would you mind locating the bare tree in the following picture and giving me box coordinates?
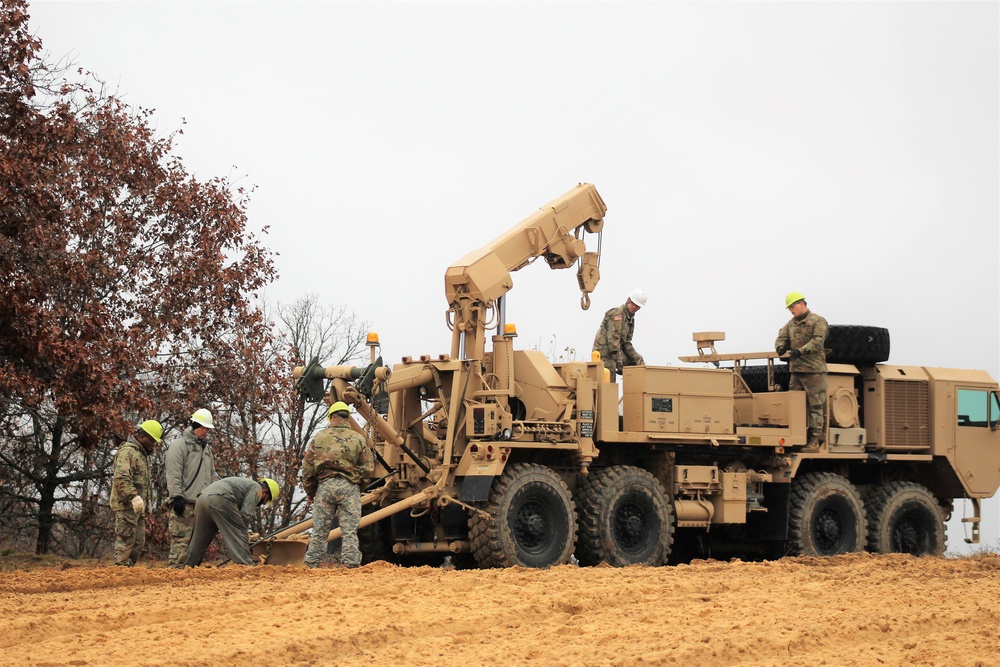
[210,294,371,535]
[269,294,372,527]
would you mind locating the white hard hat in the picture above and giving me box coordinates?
[628,288,647,308]
[191,408,215,429]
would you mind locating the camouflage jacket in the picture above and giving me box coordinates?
[109,436,152,513]
[301,424,374,493]
[775,310,829,373]
[593,303,644,367]
[164,427,216,502]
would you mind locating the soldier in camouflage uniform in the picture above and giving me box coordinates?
[302,401,374,569]
[109,420,162,566]
[183,476,280,567]
[593,288,647,381]
[775,292,829,453]
[164,408,217,567]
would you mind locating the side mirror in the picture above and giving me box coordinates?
[991,392,1000,431]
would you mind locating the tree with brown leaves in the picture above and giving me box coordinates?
[0,0,277,554]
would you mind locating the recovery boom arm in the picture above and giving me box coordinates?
[444,183,607,360]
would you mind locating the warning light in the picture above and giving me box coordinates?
[503,323,518,337]
[366,332,380,346]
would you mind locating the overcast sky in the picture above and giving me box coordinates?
[27,1,999,552]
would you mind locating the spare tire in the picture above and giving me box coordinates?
[736,365,789,393]
[825,325,890,365]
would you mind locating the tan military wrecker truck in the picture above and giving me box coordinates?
[260,183,1000,568]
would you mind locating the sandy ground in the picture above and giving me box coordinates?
[2,553,999,667]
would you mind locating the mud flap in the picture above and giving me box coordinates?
[754,482,790,541]
[460,475,494,502]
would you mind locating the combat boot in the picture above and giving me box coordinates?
[800,438,821,454]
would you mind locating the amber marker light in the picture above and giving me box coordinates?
[503,323,518,337]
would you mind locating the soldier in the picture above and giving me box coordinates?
[775,291,829,453]
[593,288,647,381]
[302,401,374,569]
[109,420,162,566]
[183,476,280,567]
[163,408,217,567]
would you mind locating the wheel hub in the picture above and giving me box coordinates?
[892,513,927,555]
[614,501,648,549]
[514,500,549,551]
[814,508,843,552]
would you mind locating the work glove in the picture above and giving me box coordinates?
[248,532,260,542]
[171,495,187,517]
[789,349,802,361]
[131,495,145,514]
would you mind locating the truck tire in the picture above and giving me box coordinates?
[787,473,866,556]
[865,482,946,556]
[575,466,674,567]
[825,325,890,365]
[468,463,577,568]
[358,518,394,565]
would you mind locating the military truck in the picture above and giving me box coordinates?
[265,183,1000,568]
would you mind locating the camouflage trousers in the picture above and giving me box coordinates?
[790,372,828,442]
[113,509,145,566]
[167,502,195,566]
[305,476,362,568]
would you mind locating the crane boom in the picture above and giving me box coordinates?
[444,183,607,360]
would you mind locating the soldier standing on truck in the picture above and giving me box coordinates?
[302,401,374,569]
[164,408,217,568]
[593,288,647,381]
[775,291,829,453]
[183,476,280,567]
[109,420,162,566]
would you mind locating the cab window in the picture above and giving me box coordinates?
[957,389,992,428]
